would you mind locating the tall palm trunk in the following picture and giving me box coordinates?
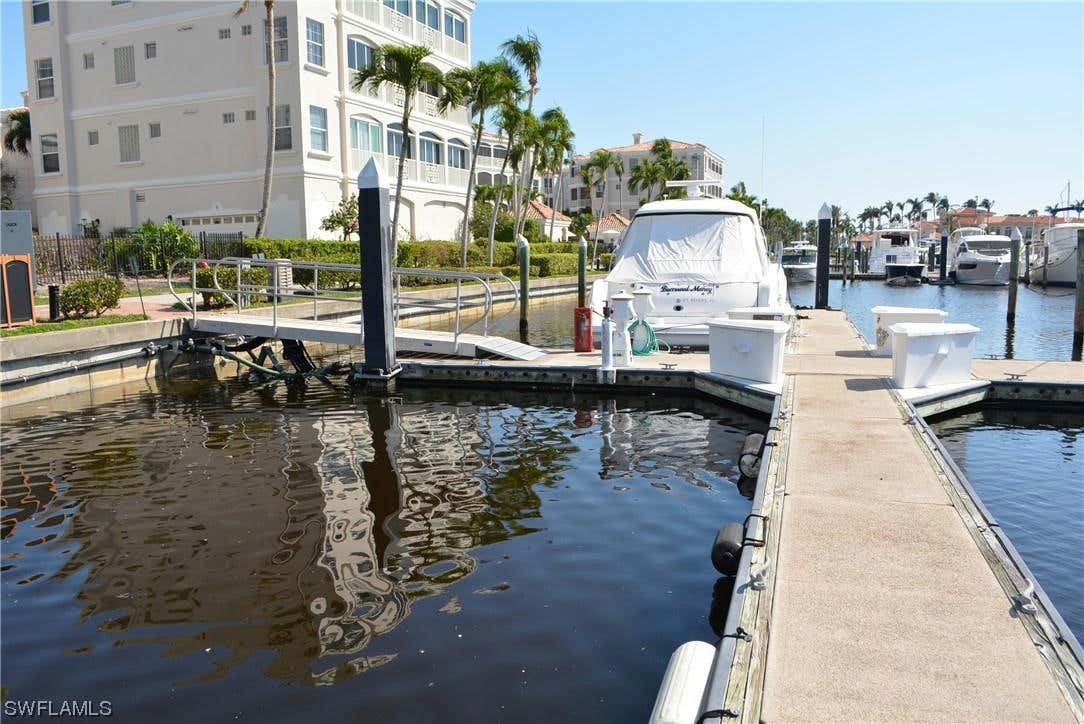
[591,178,609,268]
[392,105,411,253]
[254,4,276,239]
[511,88,536,239]
[486,152,512,264]
[548,170,561,241]
[459,118,485,267]
[516,153,539,239]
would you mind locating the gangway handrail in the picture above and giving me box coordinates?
[167,257,521,350]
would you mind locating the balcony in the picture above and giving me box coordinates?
[343,1,469,63]
[350,149,470,189]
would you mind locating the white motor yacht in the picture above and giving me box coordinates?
[953,234,1013,286]
[590,183,790,348]
[868,228,925,285]
[945,227,987,272]
[1028,223,1082,286]
[781,243,818,283]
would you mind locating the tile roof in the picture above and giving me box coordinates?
[573,138,703,160]
[522,199,570,223]
[586,212,631,236]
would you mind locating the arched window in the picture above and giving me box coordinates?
[415,0,440,29]
[478,172,492,185]
[387,123,414,159]
[350,116,382,152]
[347,37,374,71]
[419,131,442,165]
[447,138,469,169]
[479,143,492,158]
[443,9,465,43]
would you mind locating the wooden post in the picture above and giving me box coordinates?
[1073,229,1084,360]
[1043,244,1049,288]
[518,234,530,337]
[815,203,831,309]
[1007,227,1021,324]
[855,239,862,277]
[357,157,398,380]
[939,232,948,282]
[1024,240,1031,284]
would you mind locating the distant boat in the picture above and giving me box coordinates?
[868,227,925,284]
[954,234,1012,286]
[1028,223,1082,286]
[945,227,987,272]
[781,243,817,283]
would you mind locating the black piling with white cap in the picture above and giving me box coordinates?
[357,157,399,382]
[815,203,831,309]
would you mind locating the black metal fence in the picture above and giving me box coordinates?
[32,231,246,285]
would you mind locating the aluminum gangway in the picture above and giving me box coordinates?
[167,257,547,361]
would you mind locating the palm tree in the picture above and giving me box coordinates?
[584,149,622,262]
[578,162,600,234]
[507,110,538,239]
[629,159,660,204]
[500,32,542,236]
[485,102,524,261]
[907,197,923,223]
[979,198,994,212]
[535,107,572,241]
[3,109,31,155]
[234,1,276,238]
[924,192,938,213]
[727,181,759,208]
[442,58,519,266]
[354,44,448,250]
[882,201,894,226]
[1026,208,1039,217]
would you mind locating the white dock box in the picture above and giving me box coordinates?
[871,306,948,356]
[727,306,793,323]
[707,319,789,385]
[890,322,979,389]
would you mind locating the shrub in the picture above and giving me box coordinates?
[531,253,579,277]
[115,220,198,274]
[59,277,125,318]
[598,252,614,269]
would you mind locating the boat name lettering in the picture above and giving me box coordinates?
[660,285,714,294]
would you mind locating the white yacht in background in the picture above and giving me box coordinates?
[1028,223,1082,286]
[781,242,818,283]
[590,182,790,348]
[953,234,1013,285]
[945,226,987,271]
[867,228,925,285]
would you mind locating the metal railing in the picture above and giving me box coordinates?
[167,257,519,349]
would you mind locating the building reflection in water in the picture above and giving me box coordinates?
[1,382,752,689]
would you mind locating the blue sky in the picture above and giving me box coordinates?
[3,1,1081,220]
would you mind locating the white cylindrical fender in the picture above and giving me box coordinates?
[648,640,716,724]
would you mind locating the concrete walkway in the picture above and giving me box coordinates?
[761,309,1073,721]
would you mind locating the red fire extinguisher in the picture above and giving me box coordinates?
[573,307,594,352]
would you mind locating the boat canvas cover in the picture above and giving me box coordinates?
[607,213,767,286]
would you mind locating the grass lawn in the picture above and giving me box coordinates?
[1,314,149,338]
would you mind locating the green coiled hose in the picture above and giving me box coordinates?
[628,319,669,356]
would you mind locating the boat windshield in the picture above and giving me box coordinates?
[607,212,767,285]
[960,239,1010,253]
[782,254,816,264]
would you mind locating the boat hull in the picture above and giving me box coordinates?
[783,264,816,283]
[884,263,925,285]
[955,256,1011,286]
[1027,245,1078,286]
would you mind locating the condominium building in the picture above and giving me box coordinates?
[1,99,38,227]
[22,0,475,239]
[559,133,725,219]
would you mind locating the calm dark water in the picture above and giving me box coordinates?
[1,379,761,722]
[930,407,1084,641]
[788,279,1078,360]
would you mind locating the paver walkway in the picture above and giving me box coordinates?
[760,309,1073,721]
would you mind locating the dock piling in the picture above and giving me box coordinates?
[1024,240,1032,284]
[815,203,831,309]
[939,232,949,282]
[356,157,398,382]
[518,234,530,339]
[1007,227,1021,323]
[577,237,587,307]
[1074,229,1084,360]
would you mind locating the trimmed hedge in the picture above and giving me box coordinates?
[59,278,125,318]
[531,253,579,277]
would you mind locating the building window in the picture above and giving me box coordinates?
[222,112,235,124]
[245,109,256,121]
[110,0,131,5]
[144,41,157,59]
[274,105,291,150]
[493,145,506,159]
[149,122,161,138]
[447,139,468,169]
[419,132,441,164]
[219,28,231,40]
[241,24,252,36]
[88,130,99,145]
[40,134,59,173]
[384,0,409,15]
[35,58,54,99]
[443,11,465,42]
[31,0,49,24]
[387,123,412,159]
[114,45,135,84]
[309,106,327,152]
[265,16,288,63]
[83,52,95,70]
[305,19,324,66]
[415,0,439,29]
[347,37,372,71]
[118,125,140,162]
[350,117,382,152]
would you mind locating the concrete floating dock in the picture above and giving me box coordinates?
[763,310,1075,721]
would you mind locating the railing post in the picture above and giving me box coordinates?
[112,236,121,279]
[313,266,319,321]
[56,233,66,284]
[517,234,530,339]
[356,157,398,382]
[191,260,198,323]
[814,203,830,309]
[271,259,279,332]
